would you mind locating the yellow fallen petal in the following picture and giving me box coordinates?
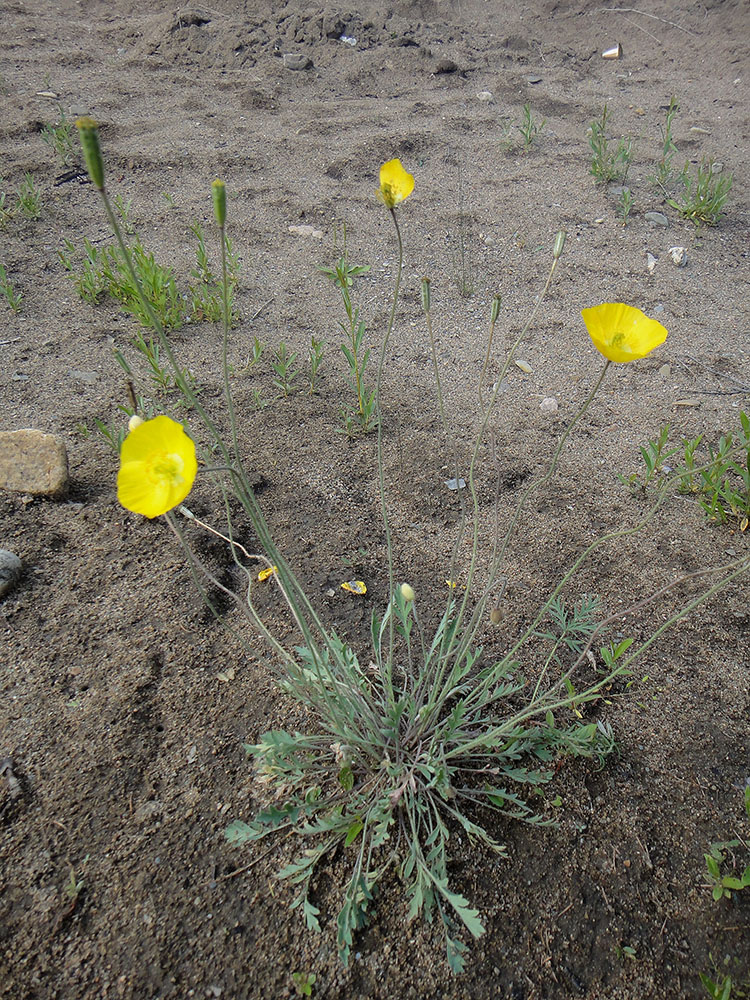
[258,566,278,582]
[581,303,667,363]
[341,580,367,595]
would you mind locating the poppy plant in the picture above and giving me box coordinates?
[377,158,414,209]
[581,303,668,363]
[117,415,197,518]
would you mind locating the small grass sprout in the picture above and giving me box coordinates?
[616,186,634,226]
[588,105,633,184]
[16,172,42,219]
[308,335,325,394]
[668,157,733,228]
[0,261,22,313]
[321,234,377,433]
[40,106,76,167]
[624,415,750,530]
[516,102,546,152]
[652,96,680,189]
[271,341,298,397]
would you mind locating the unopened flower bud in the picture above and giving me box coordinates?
[76,117,105,191]
[128,414,144,432]
[489,608,502,625]
[490,294,502,323]
[420,278,431,314]
[211,178,226,228]
[400,582,415,603]
[552,230,567,259]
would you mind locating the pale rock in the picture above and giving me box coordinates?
[645,211,669,227]
[646,252,657,274]
[0,429,69,496]
[288,224,323,239]
[669,246,687,267]
[0,549,22,598]
[540,397,558,414]
[283,53,311,70]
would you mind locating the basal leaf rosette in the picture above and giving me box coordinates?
[377,158,414,209]
[117,415,197,518]
[581,303,667,363]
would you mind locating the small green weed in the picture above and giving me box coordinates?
[292,971,317,997]
[704,842,750,901]
[652,96,680,189]
[589,105,633,184]
[190,221,240,324]
[308,335,325,394]
[230,336,265,376]
[616,186,634,226]
[0,261,22,313]
[16,172,42,218]
[668,158,733,228]
[41,107,76,167]
[59,237,108,303]
[320,230,376,433]
[271,341,298,397]
[621,415,750,530]
[516,102,546,152]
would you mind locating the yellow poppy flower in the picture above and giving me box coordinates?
[117,415,197,518]
[376,159,414,209]
[581,303,668,363]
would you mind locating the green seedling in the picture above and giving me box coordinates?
[668,158,733,228]
[704,841,750,901]
[271,341,298,397]
[0,189,11,226]
[616,186,634,225]
[40,107,76,167]
[516,102,546,152]
[190,220,240,324]
[59,237,108,303]
[652,96,680,189]
[0,261,22,312]
[320,227,377,432]
[230,336,265,376]
[16,172,42,218]
[292,971,317,997]
[308,335,325,394]
[589,105,633,184]
[161,191,176,207]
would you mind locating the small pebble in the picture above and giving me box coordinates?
[283,53,311,70]
[476,91,494,102]
[288,224,323,239]
[444,477,466,491]
[645,211,669,227]
[525,74,543,84]
[646,252,657,274]
[669,246,687,267]
[540,396,558,413]
[658,363,671,378]
[514,359,533,373]
[0,550,22,598]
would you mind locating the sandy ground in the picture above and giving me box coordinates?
[1,1,749,997]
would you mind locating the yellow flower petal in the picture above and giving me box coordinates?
[117,415,197,518]
[377,158,414,209]
[581,303,668,363]
[341,580,367,595]
[258,566,278,582]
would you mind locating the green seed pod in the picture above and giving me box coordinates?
[420,277,431,314]
[400,582,415,603]
[489,608,502,625]
[76,117,105,191]
[212,178,226,228]
[490,294,502,323]
[552,230,567,259]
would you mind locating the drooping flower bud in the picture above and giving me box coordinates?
[76,117,105,191]
[211,179,226,228]
[400,582,415,603]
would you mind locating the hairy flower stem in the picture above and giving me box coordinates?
[375,207,404,698]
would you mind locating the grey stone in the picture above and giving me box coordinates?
[669,246,687,267]
[645,211,669,227]
[0,550,22,598]
[0,429,69,496]
[283,53,311,70]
